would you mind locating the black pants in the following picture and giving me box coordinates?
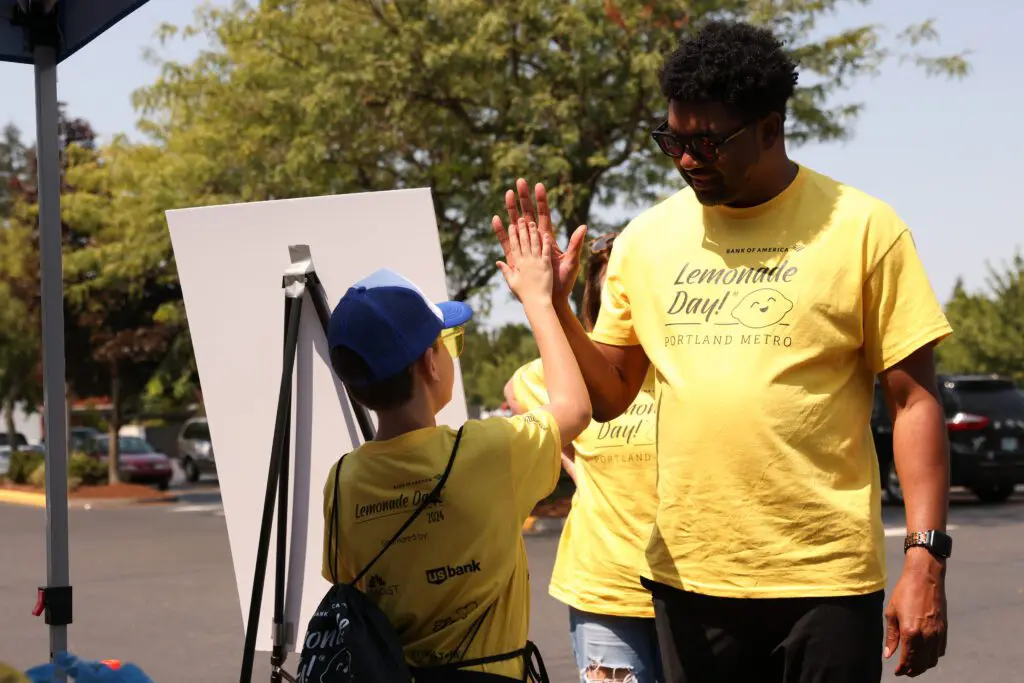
[647,580,884,683]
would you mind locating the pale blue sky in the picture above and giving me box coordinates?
[1,0,1018,329]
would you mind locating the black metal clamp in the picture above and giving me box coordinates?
[33,585,73,626]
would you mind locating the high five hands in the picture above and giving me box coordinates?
[492,178,588,303]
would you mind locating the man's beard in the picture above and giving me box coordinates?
[681,170,733,206]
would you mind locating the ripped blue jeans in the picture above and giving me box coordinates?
[569,606,663,683]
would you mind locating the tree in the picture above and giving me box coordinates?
[61,141,182,483]
[0,108,100,453]
[0,122,39,451]
[0,108,179,483]
[460,322,539,408]
[0,278,40,452]
[0,123,28,217]
[134,0,969,313]
[937,256,1024,384]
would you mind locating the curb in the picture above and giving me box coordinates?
[522,515,566,536]
[0,489,180,509]
[0,489,47,508]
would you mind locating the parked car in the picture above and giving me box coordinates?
[873,374,1024,504]
[69,426,101,452]
[86,435,173,491]
[0,432,29,450]
[176,417,216,483]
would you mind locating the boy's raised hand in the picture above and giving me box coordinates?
[496,216,552,306]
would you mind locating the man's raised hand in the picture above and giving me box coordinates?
[492,178,587,304]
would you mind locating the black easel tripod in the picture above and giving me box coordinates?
[239,245,376,683]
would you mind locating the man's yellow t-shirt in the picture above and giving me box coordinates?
[512,357,658,618]
[322,410,561,677]
[591,164,952,599]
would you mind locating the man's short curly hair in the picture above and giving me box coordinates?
[659,21,799,123]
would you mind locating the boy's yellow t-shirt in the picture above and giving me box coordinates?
[322,410,561,678]
[591,164,953,599]
[512,358,659,618]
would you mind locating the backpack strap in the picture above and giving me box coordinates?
[412,641,550,683]
[327,451,345,584]
[349,425,465,586]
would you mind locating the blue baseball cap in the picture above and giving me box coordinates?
[327,269,473,386]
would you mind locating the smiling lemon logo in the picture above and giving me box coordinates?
[731,288,794,328]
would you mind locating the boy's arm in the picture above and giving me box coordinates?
[522,297,592,444]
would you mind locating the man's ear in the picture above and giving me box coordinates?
[760,112,784,150]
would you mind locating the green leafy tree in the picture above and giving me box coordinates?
[62,137,201,414]
[61,142,183,483]
[1,109,102,456]
[0,122,39,450]
[135,0,969,313]
[937,256,1024,385]
[0,123,28,217]
[0,107,182,483]
[460,322,539,408]
[0,278,39,451]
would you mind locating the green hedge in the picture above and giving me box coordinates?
[7,451,44,484]
[8,450,108,488]
[70,452,108,486]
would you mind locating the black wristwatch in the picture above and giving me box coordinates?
[904,530,953,559]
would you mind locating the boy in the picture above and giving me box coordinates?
[321,217,591,680]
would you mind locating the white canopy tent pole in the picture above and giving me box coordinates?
[34,32,70,661]
[34,31,70,663]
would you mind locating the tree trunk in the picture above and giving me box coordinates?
[107,361,121,485]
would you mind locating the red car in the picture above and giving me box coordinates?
[88,435,173,491]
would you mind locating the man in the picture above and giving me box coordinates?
[492,20,952,683]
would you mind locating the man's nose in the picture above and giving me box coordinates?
[676,150,703,172]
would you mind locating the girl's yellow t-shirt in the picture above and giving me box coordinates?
[512,357,659,618]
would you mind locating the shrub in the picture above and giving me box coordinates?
[8,450,44,484]
[69,452,108,486]
[28,462,46,488]
[9,451,108,488]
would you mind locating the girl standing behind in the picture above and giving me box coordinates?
[506,232,662,683]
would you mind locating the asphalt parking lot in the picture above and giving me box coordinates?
[0,487,1022,682]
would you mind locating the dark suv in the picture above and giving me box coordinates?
[873,374,1024,504]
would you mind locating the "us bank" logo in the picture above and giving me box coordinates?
[425,560,482,586]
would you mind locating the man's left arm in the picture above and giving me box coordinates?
[862,216,954,677]
[879,347,949,677]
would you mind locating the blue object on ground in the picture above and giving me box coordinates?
[24,653,153,683]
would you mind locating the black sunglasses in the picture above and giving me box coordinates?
[651,121,751,163]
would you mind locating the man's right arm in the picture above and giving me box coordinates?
[553,298,649,422]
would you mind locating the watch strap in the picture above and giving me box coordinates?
[904,529,952,559]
